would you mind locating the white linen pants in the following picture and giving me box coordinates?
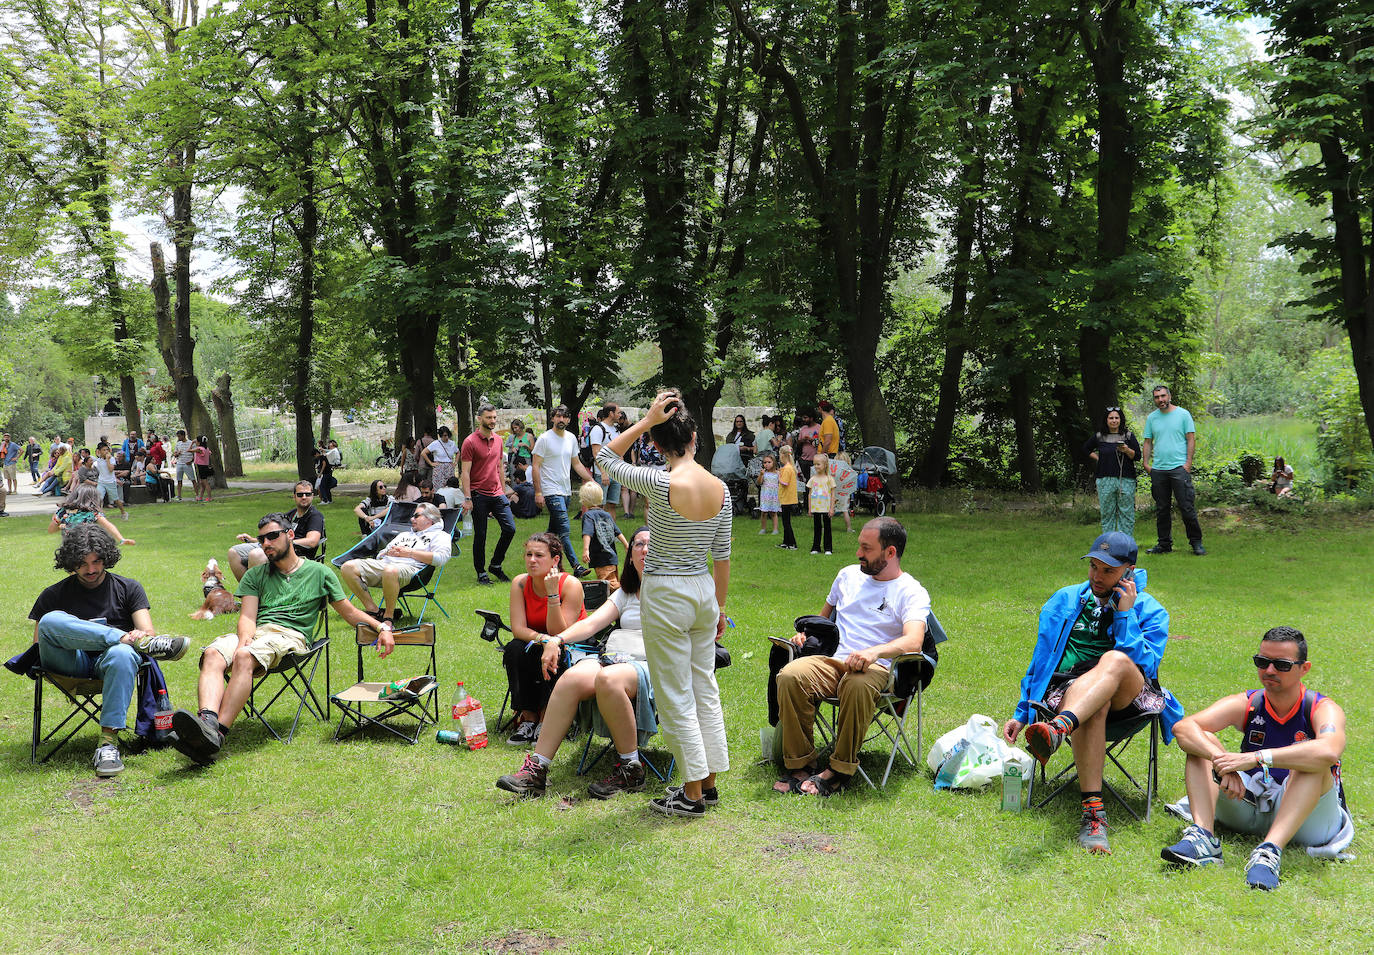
[641,572,729,782]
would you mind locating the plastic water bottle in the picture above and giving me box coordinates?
[461,511,473,536]
[450,682,488,750]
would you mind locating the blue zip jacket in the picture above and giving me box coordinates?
[1014,568,1184,742]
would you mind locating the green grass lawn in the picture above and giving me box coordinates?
[1,494,1367,953]
[1199,414,1320,478]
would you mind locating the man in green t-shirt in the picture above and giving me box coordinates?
[169,512,395,764]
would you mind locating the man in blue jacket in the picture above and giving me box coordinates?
[1003,531,1183,855]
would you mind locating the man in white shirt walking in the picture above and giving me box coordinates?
[532,405,595,578]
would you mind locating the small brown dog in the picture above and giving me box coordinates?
[190,558,238,620]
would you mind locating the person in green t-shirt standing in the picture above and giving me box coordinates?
[169,511,395,764]
[1141,384,1205,556]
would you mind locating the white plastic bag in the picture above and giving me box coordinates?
[928,714,1034,790]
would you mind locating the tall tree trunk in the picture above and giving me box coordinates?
[292,122,318,484]
[149,240,220,485]
[1079,2,1131,440]
[319,381,333,445]
[211,372,243,477]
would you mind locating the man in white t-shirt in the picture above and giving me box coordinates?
[774,517,931,796]
[532,405,595,577]
[172,429,196,501]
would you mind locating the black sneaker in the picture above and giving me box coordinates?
[496,753,548,797]
[571,565,592,579]
[649,787,706,818]
[664,783,719,806]
[487,565,511,583]
[476,573,493,586]
[506,720,540,746]
[1191,542,1207,556]
[1145,544,1172,555]
[170,710,223,764]
[587,760,647,799]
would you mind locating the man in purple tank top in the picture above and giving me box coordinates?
[1163,626,1348,889]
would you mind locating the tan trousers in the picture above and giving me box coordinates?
[777,655,888,775]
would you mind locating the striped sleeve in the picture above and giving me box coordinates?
[596,446,660,497]
[711,493,732,560]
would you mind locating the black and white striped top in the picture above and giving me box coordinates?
[597,446,732,574]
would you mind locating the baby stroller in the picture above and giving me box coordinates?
[853,446,897,516]
[711,443,753,517]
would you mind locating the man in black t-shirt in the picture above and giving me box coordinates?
[227,480,326,580]
[29,525,190,777]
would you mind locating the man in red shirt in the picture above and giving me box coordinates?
[461,403,517,586]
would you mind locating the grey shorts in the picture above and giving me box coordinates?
[1213,773,1344,848]
[230,541,264,564]
[176,462,196,483]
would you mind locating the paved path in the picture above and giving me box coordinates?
[1,476,371,519]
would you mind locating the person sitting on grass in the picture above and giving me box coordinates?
[169,513,393,764]
[501,532,587,746]
[1002,531,1183,856]
[338,502,451,625]
[49,483,135,546]
[579,481,628,592]
[227,481,325,581]
[1162,626,1350,890]
[773,517,930,797]
[497,527,661,800]
[28,525,189,777]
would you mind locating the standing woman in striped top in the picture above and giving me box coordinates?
[597,391,732,817]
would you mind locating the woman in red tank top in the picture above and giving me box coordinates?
[504,533,587,743]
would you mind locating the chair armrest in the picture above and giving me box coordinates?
[768,635,798,662]
[886,651,933,695]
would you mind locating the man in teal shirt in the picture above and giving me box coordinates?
[1141,385,1204,555]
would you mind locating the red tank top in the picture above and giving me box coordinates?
[522,573,587,632]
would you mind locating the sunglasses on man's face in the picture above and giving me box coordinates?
[258,529,289,544]
[1253,654,1299,672]
[295,491,313,497]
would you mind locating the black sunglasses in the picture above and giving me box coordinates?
[295,491,313,497]
[257,529,289,543]
[1105,406,1121,413]
[1253,654,1298,672]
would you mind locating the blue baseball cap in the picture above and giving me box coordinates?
[1081,531,1137,567]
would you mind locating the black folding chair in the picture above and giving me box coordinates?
[238,608,332,742]
[1030,697,1160,821]
[769,611,947,788]
[331,623,440,744]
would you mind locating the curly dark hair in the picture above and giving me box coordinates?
[54,524,121,573]
[650,388,696,458]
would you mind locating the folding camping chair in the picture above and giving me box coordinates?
[770,611,948,789]
[331,623,440,744]
[237,606,331,743]
[27,660,149,764]
[1029,698,1160,821]
[395,509,462,626]
[477,579,610,734]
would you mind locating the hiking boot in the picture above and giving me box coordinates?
[487,565,511,583]
[93,741,124,777]
[1162,824,1223,867]
[649,787,705,818]
[506,720,539,746]
[1024,721,1066,766]
[169,709,223,764]
[135,634,192,662]
[1078,808,1111,854]
[1145,544,1172,555]
[496,754,548,797]
[1245,842,1282,890]
[1191,542,1207,556]
[587,760,647,799]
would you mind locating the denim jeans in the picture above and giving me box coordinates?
[544,494,581,570]
[37,611,139,730]
[1150,466,1202,548]
[471,491,516,574]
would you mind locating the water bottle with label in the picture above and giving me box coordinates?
[449,681,488,750]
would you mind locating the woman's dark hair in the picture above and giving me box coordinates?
[619,526,649,596]
[526,531,565,570]
[368,480,388,505]
[197,435,209,446]
[54,524,121,572]
[1098,407,1130,436]
[1274,456,1286,470]
[650,390,696,458]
